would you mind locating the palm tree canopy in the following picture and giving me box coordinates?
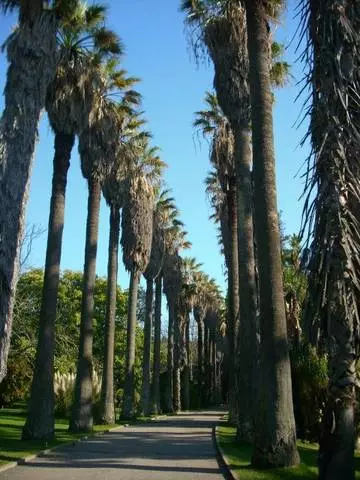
[46,1,123,135]
[205,170,229,266]
[195,91,235,191]
[120,139,165,274]
[121,175,155,274]
[144,189,178,281]
[79,62,141,182]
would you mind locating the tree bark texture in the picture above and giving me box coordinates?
[234,129,258,443]
[151,275,162,415]
[173,311,182,412]
[182,319,190,411]
[204,325,211,406]
[197,315,204,408]
[99,205,120,425]
[0,8,57,382]
[245,0,299,467]
[226,179,240,423]
[70,178,101,432]
[140,278,153,416]
[166,299,175,413]
[122,269,141,419]
[23,132,73,439]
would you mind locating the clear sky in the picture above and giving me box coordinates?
[0,0,309,295]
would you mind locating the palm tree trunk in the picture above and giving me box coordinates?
[140,277,153,416]
[23,132,74,439]
[319,329,356,480]
[122,268,141,419]
[245,0,299,467]
[99,205,120,425]
[211,336,217,404]
[204,325,210,406]
[69,178,101,432]
[183,319,190,411]
[226,178,240,423]
[197,316,204,408]
[151,275,162,415]
[173,312,182,413]
[0,7,57,383]
[234,129,258,442]
[166,299,175,413]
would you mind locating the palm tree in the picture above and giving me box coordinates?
[0,0,57,383]
[139,181,169,418]
[193,271,219,407]
[163,220,191,412]
[99,118,146,425]
[193,272,209,407]
[150,190,180,415]
[243,0,299,466]
[69,62,136,433]
[299,1,360,476]
[121,141,165,419]
[175,257,201,411]
[195,92,240,422]
[23,1,121,440]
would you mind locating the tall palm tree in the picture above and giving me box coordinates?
[195,92,240,422]
[23,1,122,440]
[150,191,180,415]
[0,0,57,383]
[299,1,360,477]
[140,189,175,415]
[193,272,210,407]
[184,0,297,459]
[185,0,257,437]
[243,0,299,466]
[98,122,143,424]
[69,62,136,433]
[163,220,191,412]
[175,257,201,412]
[121,141,165,419]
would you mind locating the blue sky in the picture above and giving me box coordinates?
[0,0,309,295]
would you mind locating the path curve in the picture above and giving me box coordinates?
[1,410,225,479]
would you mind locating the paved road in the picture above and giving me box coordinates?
[1,410,224,479]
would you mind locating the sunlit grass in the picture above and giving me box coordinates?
[217,424,360,480]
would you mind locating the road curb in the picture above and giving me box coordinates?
[213,425,237,480]
[0,462,17,474]
[0,424,123,474]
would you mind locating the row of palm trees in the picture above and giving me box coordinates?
[1,0,358,476]
[0,0,225,439]
[182,0,360,476]
[181,0,300,467]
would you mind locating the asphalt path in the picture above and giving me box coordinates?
[1,410,225,479]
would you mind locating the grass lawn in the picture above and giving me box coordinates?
[217,424,360,480]
[0,404,117,467]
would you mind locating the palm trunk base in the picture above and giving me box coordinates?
[98,402,115,425]
[251,435,300,468]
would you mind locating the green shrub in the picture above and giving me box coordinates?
[290,342,328,441]
[0,356,32,407]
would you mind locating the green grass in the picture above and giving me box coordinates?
[217,425,360,480]
[0,405,116,467]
